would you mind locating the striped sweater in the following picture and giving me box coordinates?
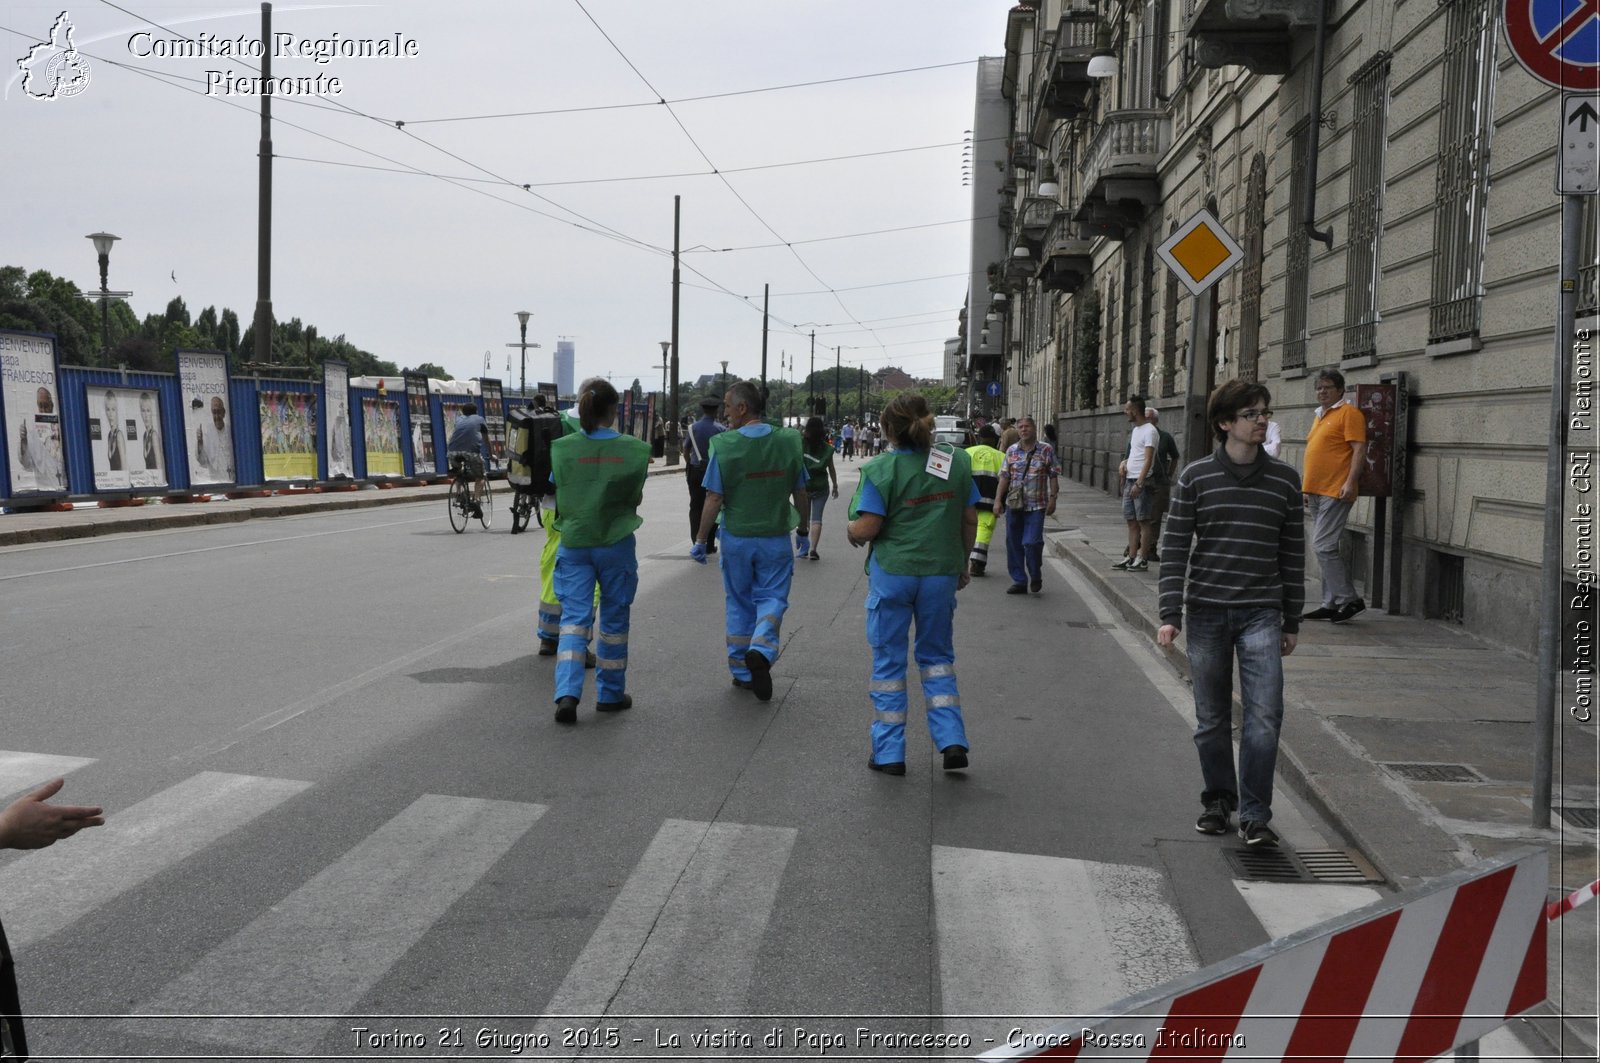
[1158,444,1306,633]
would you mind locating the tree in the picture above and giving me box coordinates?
[407,361,448,379]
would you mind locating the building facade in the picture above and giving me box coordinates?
[554,338,576,400]
[968,0,1596,656]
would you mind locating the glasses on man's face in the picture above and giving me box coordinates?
[1235,408,1273,422]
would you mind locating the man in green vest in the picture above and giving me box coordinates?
[965,423,1005,576]
[536,404,596,669]
[690,379,809,702]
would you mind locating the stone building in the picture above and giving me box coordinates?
[966,0,1597,655]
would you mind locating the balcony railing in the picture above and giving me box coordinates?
[1038,210,1094,293]
[1029,10,1100,145]
[1079,110,1169,192]
[1183,0,1319,75]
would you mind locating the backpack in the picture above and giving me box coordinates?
[508,408,564,493]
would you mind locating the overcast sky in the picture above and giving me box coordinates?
[4,0,1013,389]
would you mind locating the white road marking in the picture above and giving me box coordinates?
[1231,880,1385,941]
[130,794,546,1053]
[0,771,310,950]
[0,750,95,799]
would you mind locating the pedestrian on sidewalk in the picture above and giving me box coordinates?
[997,419,1020,452]
[1145,407,1181,562]
[690,380,809,702]
[1112,395,1159,572]
[993,415,1059,594]
[684,396,725,556]
[847,392,977,776]
[1157,380,1305,848]
[965,424,1005,577]
[2,778,105,1060]
[1300,369,1369,623]
[799,416,839,560]
[841,421,856,460]
[549,379,651,724]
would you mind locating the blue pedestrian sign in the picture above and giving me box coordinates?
[986,381,1002,397]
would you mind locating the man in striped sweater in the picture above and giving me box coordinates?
[1156,380,1305,848]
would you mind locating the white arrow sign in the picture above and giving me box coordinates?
[1559,94,1599,195]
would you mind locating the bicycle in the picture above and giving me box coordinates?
[447,453,492,533]
[510,486,542,535]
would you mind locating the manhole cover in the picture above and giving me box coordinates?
[1224,848,1383,884]
[1557,806,1600,830]
[1383,762,1485,783]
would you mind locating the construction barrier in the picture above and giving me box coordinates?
[982,847,1549,1061]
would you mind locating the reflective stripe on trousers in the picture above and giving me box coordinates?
[553,534,639,703]
[864,556,967,764]
[718,529,795,681]
[540,519,599,642]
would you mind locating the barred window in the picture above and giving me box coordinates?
[1139,243,1156,395]
[1429,0,1498,343]
[1344,55,1391,360]
[1161,222,1179,397]
[1282,120,1312,371]
[1579,196,1598,319]
[1104,279,1118,407]
[1120,253,1137,400]
[1238,154,1268,382]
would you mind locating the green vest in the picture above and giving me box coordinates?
[965,443,1005,507]
[551,432,650,547]
[711,427,803,537]
[850,447,973,576]
[802,441,833,495]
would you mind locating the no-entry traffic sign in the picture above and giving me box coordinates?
[1504,0,1600,91]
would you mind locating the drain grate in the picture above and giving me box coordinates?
[1557,806,1600,830]
[1383,762,1485,783]
[1224,847,1384,885]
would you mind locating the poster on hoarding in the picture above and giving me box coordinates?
[90,386,167,491]
[1,329,67,496]
[324,362,353,479]
[362,397,403,477]
[177,350,235,487]
[259,390,319,480]
[404,372,434,474]
[478,378,506,470]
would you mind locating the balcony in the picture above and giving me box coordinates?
[1073,110,1168,241]
[1182,0,1320,76]
[1012,196,1057,257]
[1009,139,1036,173]
[1036,210,1094,294]
[1029,10,1100,148]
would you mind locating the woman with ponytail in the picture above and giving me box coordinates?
[798,416,838,560]
[845,393,978,775]
[548,378,651,724]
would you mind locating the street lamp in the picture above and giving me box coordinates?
[720,359,729,395]
[658,340,671,398]
[84,232,129,362]
[506,310,540,398]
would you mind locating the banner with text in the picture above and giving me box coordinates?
[362,397,403,477]
[177,350,235,487]
[90,386,167,491]
[479,378,506,470]
[324,362,353,479]
[0,329,66,496]
[259,390,319,480]
[404,372,434,474]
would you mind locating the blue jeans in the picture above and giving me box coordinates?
[719,530,795,680]
[553,535,638,703]
[865,557,968,764]
[1005,508,1046,585]
[1185,606,1285,825]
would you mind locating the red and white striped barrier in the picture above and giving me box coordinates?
[982,847,1548,1062]
[1547,876,1599,922]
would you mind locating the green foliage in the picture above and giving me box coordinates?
[1072,290,1102,411]
[407,361,448,379]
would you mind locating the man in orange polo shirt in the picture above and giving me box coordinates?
[1301,369,1369,623]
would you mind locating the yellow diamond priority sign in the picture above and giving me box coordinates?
[1157,208,1244,297]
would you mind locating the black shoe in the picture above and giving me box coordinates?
[471,504,484,519]
[970,561,986,577]
[868,758,906,776]
[807,551,820,561]
[743,650,773,702]
[1006,583,1028,595]
[1301,606,1339,621]
[538,639,557,656]
[554,696,578,724]
[596,693,633,713]
[705,545,718,555]
[732,677,754,690]
[585,650,597,669]
[1126,558,1149,571]
[941,745,969,771]
[1239,821,1280,848]
[1110,556,1135,570]
[1195,797,1232,835]
[1332,598,1367,624]
[1029,579,1042,594]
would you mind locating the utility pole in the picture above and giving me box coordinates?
[667,194,682,466]
[834,346,841,425]
[808,331,816,417]
[760,283,769,388]
[253,1,274,365]
[858,359,865,423]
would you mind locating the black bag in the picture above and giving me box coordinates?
[512,410,564,494]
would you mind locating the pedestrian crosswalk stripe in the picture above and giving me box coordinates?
[0,750,95,800]
[543,819,797,1017]
[932,846,1197,1047]
[128,793,546,1053]
[0,771,309,951]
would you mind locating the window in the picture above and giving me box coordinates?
[1120,254,1137,402]
[1580,196,1599,320]
[1238,154,1268,381]
[1139,243,1156,395]
[1429,0,1498,344]
[1104,279,1118,407]
[1161,222,1180,397]
[1344,55,1391,360]
[1282,120,1312,371]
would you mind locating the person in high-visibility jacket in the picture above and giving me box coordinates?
[689,379,809,702]
[847,393,978,775]
[536,403,597,669]
[964,423,1005,577]
[549,379,651,724]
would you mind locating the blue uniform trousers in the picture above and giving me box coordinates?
[1005,508,1047,585]
[865,557,968,764]
[553,535,638,703]
[719,530,794,681]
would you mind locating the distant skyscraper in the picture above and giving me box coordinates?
[555,339,576,398]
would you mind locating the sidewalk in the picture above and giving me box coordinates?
[1045,476,1598,1055]
[0,462,683,548]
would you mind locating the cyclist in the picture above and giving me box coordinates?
[446,402,489,517]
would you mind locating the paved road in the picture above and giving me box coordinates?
[0,469,1535,1059]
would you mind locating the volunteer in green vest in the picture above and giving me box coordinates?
[964,423,1005,577]
[689,379,809,702]
[550,378,651,724]
[846,392,979,775]
[799,416,838,561]
[535,398,593,661]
